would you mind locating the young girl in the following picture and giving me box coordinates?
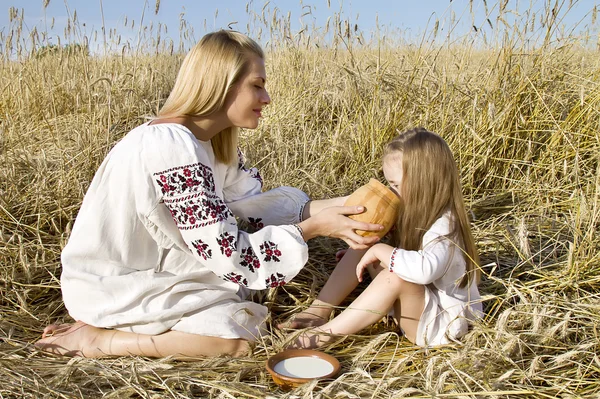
[35,30,383,359]
[285,128,482,347]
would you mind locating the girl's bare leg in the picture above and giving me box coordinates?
[35,321,249,359]
[278,249,366,329]
[291,272,424,348]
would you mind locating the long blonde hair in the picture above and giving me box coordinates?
[158,30,264,165]
[385,128,480,288]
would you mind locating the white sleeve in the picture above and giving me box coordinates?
[223,148,310,228]
[387,237,453,285]
[148,132,308,290]
[387,215,456,285]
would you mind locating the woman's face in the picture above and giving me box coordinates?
[383,153,403,198]
[224,55,271,129]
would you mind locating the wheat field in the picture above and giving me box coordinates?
[1,0,599,398]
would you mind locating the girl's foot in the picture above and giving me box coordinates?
[277,310,329,330]
[35,321,107,358]
[287,327,336,349]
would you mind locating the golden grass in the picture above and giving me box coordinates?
[1,0,599,397]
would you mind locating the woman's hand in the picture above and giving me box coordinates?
[301,196,350,220]
[356,243,394,281]
[298,205,383,250]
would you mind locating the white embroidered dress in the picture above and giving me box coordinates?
[60,123,309,340]
[388,211,482,346]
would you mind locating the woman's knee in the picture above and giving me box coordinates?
[225,338,250,357]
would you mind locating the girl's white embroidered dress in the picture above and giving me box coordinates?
[60,123,309,340]
[388,211,483,346]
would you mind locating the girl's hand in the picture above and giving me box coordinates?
[356,243,395,282]
[356,246,381,282]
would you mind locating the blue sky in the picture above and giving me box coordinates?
[1,0,598,54]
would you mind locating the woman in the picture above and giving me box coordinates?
[35,30,382,359]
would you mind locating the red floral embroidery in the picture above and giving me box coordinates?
[249,168,263,185]
[154,162,215,196]
[165,194,233,230]
[389,248,398,273]
[237,148,247,171]
[248,217,264,230]
[236,148,263,187]
[217,232,237,257]
[192,239,212,260]
[265,273,286,287]
[260,241,281,262]
[240,246,261,272]
[222,272,248,287]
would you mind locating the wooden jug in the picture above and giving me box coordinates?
[344,178,401,238]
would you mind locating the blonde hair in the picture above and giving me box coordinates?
[384,128,480,289]
[158,30,264,165]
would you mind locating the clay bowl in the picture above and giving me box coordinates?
[266,349,341,390]
[344,178,402,238]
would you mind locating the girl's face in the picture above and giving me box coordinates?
[224,54,271,129]
[383,153,403,198]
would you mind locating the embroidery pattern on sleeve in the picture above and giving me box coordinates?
[192,239,212,260]
[248,217,264,230]
[260,241,282,262]
[155,162,215,195]
[240,246,261,272]
[389,247,399,273]
[217,232,237,257]
[154,162,234,230]
[298,200,309,222]
[265,272,287,287]
[222,272,249,287]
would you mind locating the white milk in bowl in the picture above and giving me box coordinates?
[273,356,334,379]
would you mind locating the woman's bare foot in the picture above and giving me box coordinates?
[35,321,107,358]
[41,323,72,338]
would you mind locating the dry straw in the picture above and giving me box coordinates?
[1,0,599,397]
